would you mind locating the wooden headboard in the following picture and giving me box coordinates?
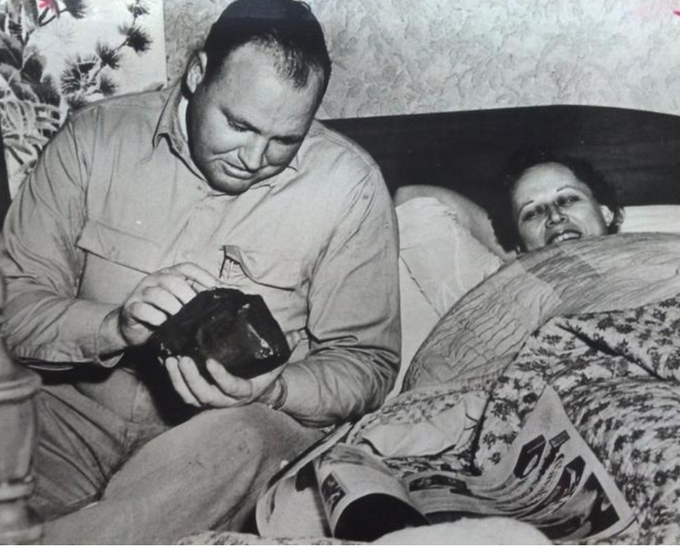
[326,105,680,213]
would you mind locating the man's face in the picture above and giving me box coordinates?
[185,43,323,194]
[511,162,611,252]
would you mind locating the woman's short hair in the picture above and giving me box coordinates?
[490,147,624,252]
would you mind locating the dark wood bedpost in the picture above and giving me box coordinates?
[0,275,42,544]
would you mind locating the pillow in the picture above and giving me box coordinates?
[620,205,680,234]
[394,185,512,259]
[397,197,505,317]
[390,257,440,399]
[392,197,505,397]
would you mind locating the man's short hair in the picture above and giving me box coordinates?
[203,0,332,96]
[491,146,624,252]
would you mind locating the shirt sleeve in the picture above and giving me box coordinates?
[279,164,401,427]
[0,119,119,368]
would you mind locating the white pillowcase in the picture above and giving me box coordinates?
[392,257,441,399]
[620,205,680,234]
[397,197,504,316]
[392,197,504,397]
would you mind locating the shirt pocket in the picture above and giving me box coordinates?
[221,244,304,291]
[76,219,164,303]
[77,219,163,274]
[220,245,308,334]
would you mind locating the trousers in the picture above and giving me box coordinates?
[29,365,323,544]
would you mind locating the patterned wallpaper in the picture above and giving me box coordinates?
[164,0,680,119]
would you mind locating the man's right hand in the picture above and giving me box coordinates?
[102,263,222,351]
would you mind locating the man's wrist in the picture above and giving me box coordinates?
[96,307,127,359]
[259,375,287,410]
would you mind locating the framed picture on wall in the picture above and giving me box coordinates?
[0,0,167,198]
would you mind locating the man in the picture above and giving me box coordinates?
[0,0,400,543]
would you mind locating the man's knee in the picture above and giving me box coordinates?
[101,403,321,509]
[188,404,319,468]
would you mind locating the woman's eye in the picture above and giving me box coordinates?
[522,206,544,221]
[558,195,579,206]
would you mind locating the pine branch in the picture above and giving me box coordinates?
[127,1,150,18]
[62,0,87,19]
[66,94,88,111]
[123,25,151,54]
[39,0,87,27]
[98,74,117,96]
[40,8,68,27]
[95,43,121,70]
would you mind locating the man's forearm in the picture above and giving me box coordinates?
[3,289,123,367]
[275,347,398,427]
[278,173,400,427]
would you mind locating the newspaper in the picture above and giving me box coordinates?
[257,386,635,542]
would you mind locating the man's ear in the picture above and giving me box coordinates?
[600,205,615,226]
[184,51,208,95]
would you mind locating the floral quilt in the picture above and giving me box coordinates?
[478,296,680,543]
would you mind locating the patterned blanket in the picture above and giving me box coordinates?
[480,296,680,543]
[404,232,680,390]
[346,233,680,544]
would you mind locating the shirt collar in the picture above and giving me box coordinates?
[153,82,185,153]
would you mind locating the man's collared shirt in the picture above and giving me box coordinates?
[0,84,401,426]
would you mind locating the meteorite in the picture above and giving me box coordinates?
[146,288,290,379]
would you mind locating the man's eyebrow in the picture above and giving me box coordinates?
[225,109,305,142]
[225,109,258,132]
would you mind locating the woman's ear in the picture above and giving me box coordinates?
[184,51,208,95]
[600,205,615,226]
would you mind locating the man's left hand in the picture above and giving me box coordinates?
[164,355,284,408]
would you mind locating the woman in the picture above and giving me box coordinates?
[490,149,625,253]
[389,151,680,543]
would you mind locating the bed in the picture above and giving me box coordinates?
[335,105,680,545]
[3,104,680,544]
[176,104,680,544]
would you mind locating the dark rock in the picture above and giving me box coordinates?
[146,288,290,379]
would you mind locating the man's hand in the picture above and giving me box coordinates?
[164,355,284,408]
[117,263,222,348]
[164,331,301,408]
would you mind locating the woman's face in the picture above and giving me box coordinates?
[511,162,612,252]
